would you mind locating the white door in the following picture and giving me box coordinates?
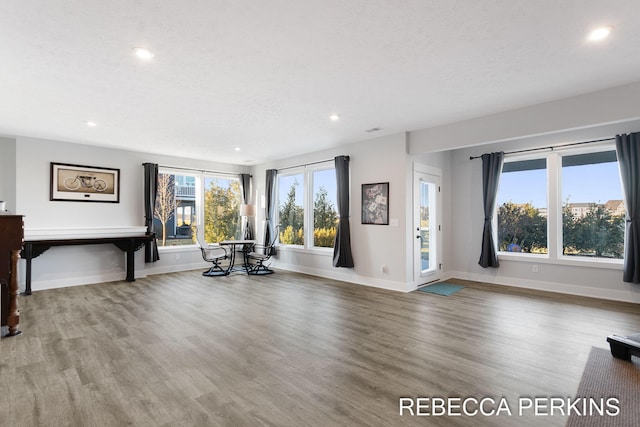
[414,168,441,284]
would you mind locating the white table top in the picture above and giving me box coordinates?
[218,240,256,245]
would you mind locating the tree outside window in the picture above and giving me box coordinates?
[497,159,548,254]
[277,166,337,249]
[154,170,241,247]
[279,175,304,245]
[496,149,625,260]
[313,169,337,247]
[203,177,242,243]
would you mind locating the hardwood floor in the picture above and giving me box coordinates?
[2,270,639,426]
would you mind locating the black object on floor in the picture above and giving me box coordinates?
[607,333,640,360]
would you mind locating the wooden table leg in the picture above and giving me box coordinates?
[126,245,135,282]
[24,243,32,295]
[6,249,22,336]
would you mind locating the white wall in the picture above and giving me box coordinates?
[408,81,640,154]
[251,132,453,292]
[0,137,17,212]
[404,81,640,303]
[252,133,408,290]
[411,150,453,279]
[445,125,640,303]
[10,81,640,301]
[13,136,250,291]
[450,135,640,302]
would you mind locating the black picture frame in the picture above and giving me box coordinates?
[50,162,120,203]
[361,182,389,225]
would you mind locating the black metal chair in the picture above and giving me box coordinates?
[244,225,279,275]
[195,227,231,276]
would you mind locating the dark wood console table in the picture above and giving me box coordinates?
[21,234,155,295]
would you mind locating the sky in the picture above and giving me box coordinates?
[497,161,623,208]
[277,169,337,209]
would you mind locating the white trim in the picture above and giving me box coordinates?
[158,244,199,253]
[143,262,210,276]
[413,164,442,283]
[277,245,333,257]
[497,252,623,270]
[448,270,640,304]
[24,271,146,292]
[273,261,409,292]
[498,145,624,264]
[275,162,338,252]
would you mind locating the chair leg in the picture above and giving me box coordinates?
[202,261,229,276]
[247,261,274,275]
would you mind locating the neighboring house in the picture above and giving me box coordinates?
[173,175,196,236]
[568,202,599,218]
[605,199,626,216]
[566,200,625,218]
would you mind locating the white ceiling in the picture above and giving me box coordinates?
[2,1,640,165]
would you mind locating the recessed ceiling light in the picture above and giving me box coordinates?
[133,47,155,60]
[86,121,97,127]
[234,147,241,151]
[329,114,340,121]
[587,26,612,42]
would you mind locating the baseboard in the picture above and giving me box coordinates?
[273,262,410,292]
[448,270,640,303]
[143,262,209,276]
[28,271,137,292]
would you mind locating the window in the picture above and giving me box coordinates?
[561,151,624,259]
[312,168,338,248]
[277,163,337,249]
[155,172,197,246]
[278,172,305,245]
[496,144,625,263]
[203,175,242,243]
[154,169,241,247]
[497,159,548,254]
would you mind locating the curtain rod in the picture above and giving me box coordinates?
[468,137,615,160]
[277,156,345,172]
[148,164,251,177]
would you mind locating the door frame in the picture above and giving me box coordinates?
[413,163,442,285]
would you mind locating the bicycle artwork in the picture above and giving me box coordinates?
[50,162,120,203]
[63,174,108,192]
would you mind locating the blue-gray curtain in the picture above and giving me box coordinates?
[616,132,640,283]
[264,169,277,251]
[333,155,354,267]
[240,173,253,240]
[478,152,504,268]
[143,163,160,262]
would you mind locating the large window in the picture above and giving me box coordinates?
[154,170,241,247]
[496,145,624,262]
[277,163,337,249]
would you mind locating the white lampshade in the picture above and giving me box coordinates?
[240,204,256,217]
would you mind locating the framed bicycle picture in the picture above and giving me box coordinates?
[361,182,389,225]
[50,162,120,203]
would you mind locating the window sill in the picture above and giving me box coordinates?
[158,244,198,253]
[498,252,623,270]
[277,245,334,257]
